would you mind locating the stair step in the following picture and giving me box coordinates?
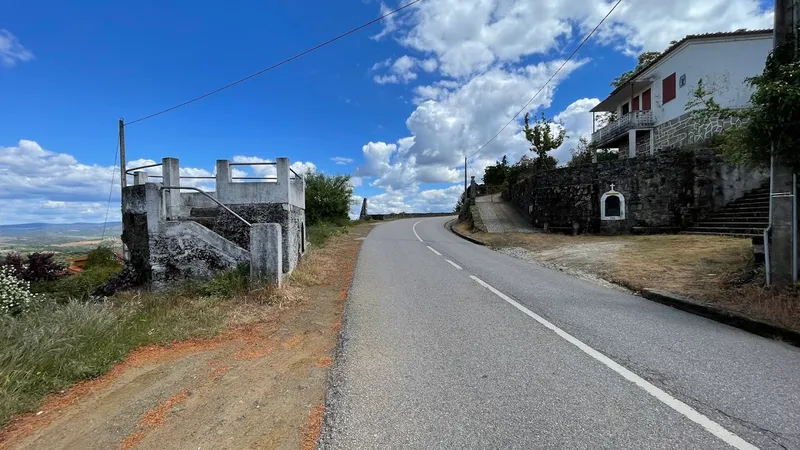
[685,226,767,235]
[188,217,217,228]
[729,200,770,207]
[190,207,221,218]
[701,216,768,223]
[695,222,769,227]
[682,231,760,238]
[720,206,770,212]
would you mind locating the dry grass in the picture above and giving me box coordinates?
[458,224,800,332]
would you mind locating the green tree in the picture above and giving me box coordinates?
[567,137,618,167]
[523,112,564,172]
[686,42,800,169]
[483,155,509,186]
[611,51,661,88]
[304,172,354,225]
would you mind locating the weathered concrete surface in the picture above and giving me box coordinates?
[150,221,250,290]
[250,223,282,287]
[474,194,535,233]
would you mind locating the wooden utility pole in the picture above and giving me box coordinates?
[119,119,127,190]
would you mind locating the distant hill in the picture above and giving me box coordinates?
[0,222,123,251]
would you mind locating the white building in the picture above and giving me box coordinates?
[590,29,773,158]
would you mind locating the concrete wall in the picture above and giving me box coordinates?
[506,149,768,234]
[150,221,250,290]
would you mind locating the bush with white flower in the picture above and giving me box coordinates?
[0,266,46,316]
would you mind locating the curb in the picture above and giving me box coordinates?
[445,219,486,246]
[641,289,800,347]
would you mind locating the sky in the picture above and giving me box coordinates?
[0,0,774,224]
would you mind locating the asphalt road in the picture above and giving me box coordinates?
[320,217,800,450]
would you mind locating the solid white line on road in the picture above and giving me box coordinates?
[468,275,758,450]
[412,220,425,242]
[445,259,462,270]
[426,246,442,256]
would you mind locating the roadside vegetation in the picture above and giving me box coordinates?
[0,172,358,428]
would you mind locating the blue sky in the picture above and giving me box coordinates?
[0,0,773,224]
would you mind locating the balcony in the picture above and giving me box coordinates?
[591,110,655,147]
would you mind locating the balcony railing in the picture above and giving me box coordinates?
[591,110,655,146]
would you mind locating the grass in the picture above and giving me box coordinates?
[0,222,358,428]
[307,218,355,247]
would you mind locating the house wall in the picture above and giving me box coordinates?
[505,149,768,234]
[639,36,772,125]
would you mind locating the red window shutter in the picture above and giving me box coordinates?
[632,96,640,111]
[642,89,652,110]
[662,73,676,103]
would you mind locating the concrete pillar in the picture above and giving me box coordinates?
[770,162,795,286]
[276,157,291,204]
[215,159,232,203]
[648,130,655,155]
[469,176,477,200]
[133,171,148,185]
[162,157,181,219]
[250,223,282,287]
[628,130,637,159]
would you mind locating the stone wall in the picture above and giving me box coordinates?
[636,130,652,156]
[506,149,768,234]
[654,112,742,151]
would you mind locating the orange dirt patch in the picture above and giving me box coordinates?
[301,403,325,450]
[0,223,372,450]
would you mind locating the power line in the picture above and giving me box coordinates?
[126,0,422,126]
[467,0,623,160]
[101,137,120,241]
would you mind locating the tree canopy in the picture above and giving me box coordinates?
[610,51,661,88]
[304,172,354,225]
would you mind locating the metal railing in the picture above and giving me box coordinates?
[160,186,251,227]
[230,161,279,181]
[126,162,163,178]
[591,110,655,145]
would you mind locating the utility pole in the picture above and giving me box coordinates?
[768,0,797,286]
[464,156,467,194]
[119,119,127,190]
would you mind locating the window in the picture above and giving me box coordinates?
[632,96,640,111]
[679,74,686,88]
[642,89,652,110]
[605,196,621,217]
[621,102,630,115]
[663,73,677,104]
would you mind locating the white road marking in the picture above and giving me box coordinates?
[468,275,758,450]
[445,259,462,270]
[426,246,442,256]
[412,220,425,242]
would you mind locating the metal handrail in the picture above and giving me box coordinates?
[232,176,278,180]
[229,162,277,166]
[179,176,215,180]
[159,186,251,227]
[126,162,162,175]
[289,168,303,180]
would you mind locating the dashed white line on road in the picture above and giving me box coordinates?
[412,220,425,242]
[426,246,442,256]
[468,274,758,450]
[445,259,462,270]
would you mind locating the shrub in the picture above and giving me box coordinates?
[84,246,120,270]
[0,253,24,279]
[34,266,122,302]
[197,264,250,297]
[305,172,353,226]
[0,267,46,316]
[23,252,66,282]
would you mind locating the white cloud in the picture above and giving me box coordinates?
[348,177,362,188]
[553,97,601,163]
[359,0,771,213]
[0,30,34,68]
[370,2,399,41]
[331,156,353,165]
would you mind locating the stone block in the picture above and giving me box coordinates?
[250,223,282,287]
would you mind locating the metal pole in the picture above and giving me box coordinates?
[793,172,798,282]
[119,119,127,190]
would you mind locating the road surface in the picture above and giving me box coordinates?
[320,217,800,450]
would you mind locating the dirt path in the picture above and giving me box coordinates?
[0,224,372,450]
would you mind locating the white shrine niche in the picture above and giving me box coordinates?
[601,184,625,221]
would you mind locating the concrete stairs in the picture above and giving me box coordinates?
[188,207,220,229]
[683,185,769,238]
